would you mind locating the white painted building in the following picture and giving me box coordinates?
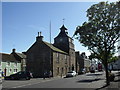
[111,34,120,70]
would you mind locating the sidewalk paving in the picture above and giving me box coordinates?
[95,71,120,90]
[105,71,120,89]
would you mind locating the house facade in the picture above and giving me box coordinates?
[75,51,84,73]
[75,52,91,73]
[26,24,76,78]
[11,49,26,71]
[0,53,21,76]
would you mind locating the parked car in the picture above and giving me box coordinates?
[90,64,95,73]
[43,71,52,78]
[78,68,86,75]
[66,71,77,77]
[4,71,33,80]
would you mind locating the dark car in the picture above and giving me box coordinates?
[43,71,52,78]
[4,71,32,80]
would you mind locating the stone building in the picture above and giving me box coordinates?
[75,51,84,73]
[75,52,91,73]
[26,25,76,78]
[54,25,76,71]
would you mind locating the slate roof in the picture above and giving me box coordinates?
[0,53,19,62]
[44,41,68,54]
[15,53,26,59]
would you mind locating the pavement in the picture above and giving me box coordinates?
[105,71,120,89]
[95,71,120,90]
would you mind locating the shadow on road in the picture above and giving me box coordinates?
[3,79,30,81]
[77,78,103,83]
[86,73,103,76]
[113,79,120,82]
[95,84,108,90]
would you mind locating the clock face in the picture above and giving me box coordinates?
[59,38,63,42]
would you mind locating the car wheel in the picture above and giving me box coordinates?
[26,77,30,80]
[11,77,14,80]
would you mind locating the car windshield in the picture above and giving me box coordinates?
[16,72,22,74]
[16,71,25,74]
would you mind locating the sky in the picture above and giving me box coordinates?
[1,1,118,56]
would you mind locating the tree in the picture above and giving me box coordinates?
[108,56,118,63]
[74,1,120,85]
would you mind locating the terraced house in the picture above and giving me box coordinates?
[0,53,21,76]
[0,49,26,76]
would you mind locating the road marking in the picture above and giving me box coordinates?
[11,79,53,88]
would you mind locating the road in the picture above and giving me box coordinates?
[2,71,106,89]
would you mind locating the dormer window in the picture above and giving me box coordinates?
[14,62,17,67]
[7,62,10,66]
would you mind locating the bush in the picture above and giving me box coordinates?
[109,73,115,81]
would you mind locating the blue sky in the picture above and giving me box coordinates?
[2,2,100,56]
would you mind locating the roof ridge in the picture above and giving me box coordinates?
[43,41,68,54]
[0,53,10,55]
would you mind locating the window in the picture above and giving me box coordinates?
[8,62,10,66]
[61,67,64,74]
[56,53,59,63]
[14,69,17,73]
[6,62,10,66]
[14,62,17,67]
[9,69,12,72]
[57,67,59,75]
[65,55,67,64]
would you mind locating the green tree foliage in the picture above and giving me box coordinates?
[108,56,118,63]
[74,1,120,85]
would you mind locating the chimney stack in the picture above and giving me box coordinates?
[12,48,16,53]
[36,32,43,42]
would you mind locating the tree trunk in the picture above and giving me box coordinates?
[104,55,110,85]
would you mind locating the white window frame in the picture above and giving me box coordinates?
[9,69,12,72]
[6,61,10,67]
[14,69,17,73]
[14,62,17,67]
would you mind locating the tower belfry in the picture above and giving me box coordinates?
[54,24,69,53]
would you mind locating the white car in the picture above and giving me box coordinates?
[66,71,77,77]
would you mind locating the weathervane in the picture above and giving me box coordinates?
[63,18,65,24]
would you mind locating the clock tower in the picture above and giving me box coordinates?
[54,24,75,71]
[54,25,69,53]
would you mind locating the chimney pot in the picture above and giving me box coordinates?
[12,48,16,53]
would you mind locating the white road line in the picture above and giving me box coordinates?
[11,79,52,88]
